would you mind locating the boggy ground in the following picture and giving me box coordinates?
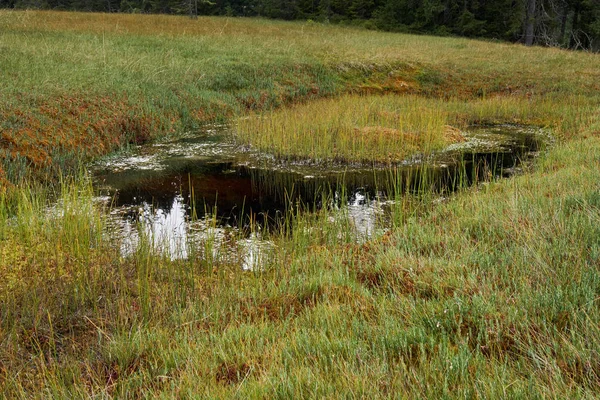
[1,10,600,398]
[1,10,599,183]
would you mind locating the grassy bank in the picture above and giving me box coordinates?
[235,94,598,163]
[2,10,600,183]
[1,10,600,398]
[1,136,599,397]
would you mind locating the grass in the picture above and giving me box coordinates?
[236,94,462,163]
[235,93,598,163]
[1,9,600,398]
[1,10,599,182]
[2,137,600,397]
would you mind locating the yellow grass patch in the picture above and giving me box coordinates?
[236,94,469,163]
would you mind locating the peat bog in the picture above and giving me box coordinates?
[1,10,600,398]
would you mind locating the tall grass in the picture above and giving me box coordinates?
[235,93,599,163]
[2,136,600,397]
[1,10,599,183]
[1,10,600,398]
[236,95,457,163]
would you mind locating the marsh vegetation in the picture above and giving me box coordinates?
[1,10,600,398]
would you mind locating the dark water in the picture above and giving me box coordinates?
[95,126,544,225]
[92,125,547,262]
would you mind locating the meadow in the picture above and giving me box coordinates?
[1,10,600,398]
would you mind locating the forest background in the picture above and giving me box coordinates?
[1,0,599,51]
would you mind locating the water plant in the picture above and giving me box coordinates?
[236,94,460,163]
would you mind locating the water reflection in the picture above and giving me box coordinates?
[346,191,384,239]
[108,195,275,269]
[119,195,188,258]
[93,125,547,264]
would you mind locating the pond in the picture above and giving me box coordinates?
[92,125,547,267]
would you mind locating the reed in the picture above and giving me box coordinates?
[236,94,456,163]
[235,94,598,163]
[1,10,600,398]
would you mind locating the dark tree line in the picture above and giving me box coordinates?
[2,0,599,50]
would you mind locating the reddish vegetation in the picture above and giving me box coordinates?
[351,124,465,151]
[215,362,254,385]
[0,95,169,185]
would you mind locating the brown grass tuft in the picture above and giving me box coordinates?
[216,361,253,385]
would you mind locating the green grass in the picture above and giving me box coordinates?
[236,94,461,163]
[2,137,599,397]
[234,93,598,163]
[1,10,599,182]
[1,10,600,398]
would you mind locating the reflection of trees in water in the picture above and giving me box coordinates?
[248,147,534,203]
[106,127,545,228]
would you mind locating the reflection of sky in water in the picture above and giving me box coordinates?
[143,195,187,257]
[237,233,275,271]
[347,191,384,240]
[105,189,385,269]
[116,195,188,258]
[110,195,276,270]
[94,125,545,270]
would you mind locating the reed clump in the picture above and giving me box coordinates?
[235,93,598,163]
[236,95,462,163]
